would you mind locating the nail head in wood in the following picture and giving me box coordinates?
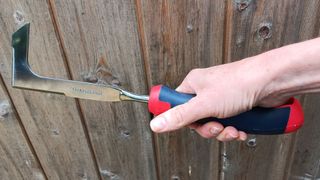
[246,137,257,147]
[186,24,193,33]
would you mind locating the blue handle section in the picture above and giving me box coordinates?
[158,85,290,135]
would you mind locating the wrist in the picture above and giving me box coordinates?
[255,38,320,105]
[254,51,290,104]
[229,55,276,106]
[244,54,278,104]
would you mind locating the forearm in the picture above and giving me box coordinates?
[258,37,320,101]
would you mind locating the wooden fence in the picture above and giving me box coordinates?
[0,0,320,179]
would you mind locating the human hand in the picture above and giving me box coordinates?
[149,56,288,141]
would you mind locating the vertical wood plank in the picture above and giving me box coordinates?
[49,0,157,179]
[289,95,320,180]
[139,0,226,179]
[0,0,100,179]
[0,80,45,180]
[223,0,320,179]
[285,2,320,179]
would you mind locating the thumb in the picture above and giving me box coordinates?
[150,97,208,132]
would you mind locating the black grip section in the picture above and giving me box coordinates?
[196,107,289,134]
[158,85,195,107]
[158,85,290,135]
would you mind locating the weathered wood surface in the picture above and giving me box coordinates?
[0,0,320,179]
[49,0,157,179]
[139,0,226,179]
[223,0,320,180]
[0,80,45,179]
[0,0,99,179]
[288,95,320,180]
[286,1,320,179]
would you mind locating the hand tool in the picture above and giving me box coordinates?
[11,23,304,135]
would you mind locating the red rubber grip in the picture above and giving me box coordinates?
[279,98,304,133]
[148,85,171,115]
[148,85,304,134]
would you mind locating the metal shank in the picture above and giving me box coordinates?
[11,23,148,103]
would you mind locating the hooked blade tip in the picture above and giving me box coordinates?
[12,22,30,47]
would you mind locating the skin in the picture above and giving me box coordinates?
[150,37,320,141]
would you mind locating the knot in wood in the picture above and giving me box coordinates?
[257,23,272,40]
[237,2,249,11]
[0,100,10,118]
[82,72,98,83]
[13,10,25,25]
[83,56,121,86]
[235,0,251,12]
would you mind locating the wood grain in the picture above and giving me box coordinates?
[0,79,45,180]
[288,95,320,180]
[0,0,99,179]
[48,0,157,179]
[138,0,226,179]
[0,0,319,179]
[223,0,320,179]
[285,2,320,179]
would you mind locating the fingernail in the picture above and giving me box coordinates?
[150,117,166,132]
[210,127,222,135]
[226,133,238,139]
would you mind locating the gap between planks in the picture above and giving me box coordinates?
[283,95,306,180]
[133,0,161,180]
[0,72,48,179]
[46,0,103,179]
[220,1,233,180]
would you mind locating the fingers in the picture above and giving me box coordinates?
[192,122,224,138]
[149,97,248,142]
[238,131,247,141]
[150,98,208,132]
[193,124,247,141]
[216,126,243,141]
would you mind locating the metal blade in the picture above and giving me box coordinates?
[12,23,148,103]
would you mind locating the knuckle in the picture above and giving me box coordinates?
[189,68,202,76]
[183,68,204,89]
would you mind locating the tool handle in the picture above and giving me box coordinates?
[148,85,304,135]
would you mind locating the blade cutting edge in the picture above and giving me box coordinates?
[12,22,123,102]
